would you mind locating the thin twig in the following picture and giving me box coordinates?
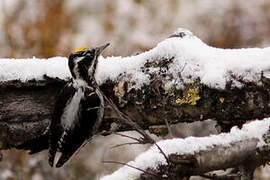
[164,118,173,138]
[101,91,155,144]
[110,142,142,149]
[102,160,159,178]
[74,137,93,156]
[114,132,143,142]
[154,143,170,165]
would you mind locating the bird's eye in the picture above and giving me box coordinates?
[83,51,89,56]
[83,50,94,57]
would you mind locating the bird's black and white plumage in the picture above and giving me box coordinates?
[48,43,109,168]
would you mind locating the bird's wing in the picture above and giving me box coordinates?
[55,88,101,168]
[91,88,104,135]
[48,82,77,167]
[83,88,102,136]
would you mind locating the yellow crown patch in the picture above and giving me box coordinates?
[73,46,90,53]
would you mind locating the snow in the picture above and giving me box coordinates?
[1,28,270,89]
[0,170,14,179]
[100,118,270,180]
[97,28,270,89]
[0,57,70,82]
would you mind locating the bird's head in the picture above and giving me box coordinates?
[68,43,110,84]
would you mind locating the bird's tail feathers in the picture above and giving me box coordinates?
[55,138,92,168]
[48,148,57,167]
[55,152,73,168]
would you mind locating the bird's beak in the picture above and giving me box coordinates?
[96,43,110,54]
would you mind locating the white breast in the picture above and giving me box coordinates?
[61,88,85,129]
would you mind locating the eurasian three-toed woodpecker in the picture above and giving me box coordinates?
[48,43,109,167]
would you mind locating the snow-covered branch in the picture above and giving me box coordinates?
[101,119,270,180]
[1,28,270,152]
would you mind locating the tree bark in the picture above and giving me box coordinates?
[1,64,270,149]
[1,73,270,149]
[2,30,270,149]
[140,138,263,180]
[101,122,270,180]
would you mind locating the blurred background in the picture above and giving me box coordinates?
[1,0,270,179]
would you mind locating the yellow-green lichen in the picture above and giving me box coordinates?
[175,86,200,105]
[113,81,126,99]
[219,97,225,103]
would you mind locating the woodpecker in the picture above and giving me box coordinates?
[48,43,109,168]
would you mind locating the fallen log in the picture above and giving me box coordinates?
[101,119,270,180]
[1,28,270,179]
[1,29,270,149]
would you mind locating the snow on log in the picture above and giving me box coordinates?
[2,29,270,89]
[1,28,270,148]
[101,119,270,180]
[0,57,70,82]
